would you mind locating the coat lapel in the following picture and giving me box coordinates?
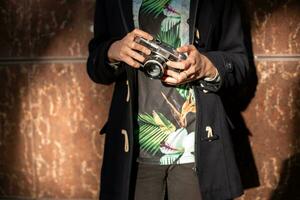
[189,0,200,44]
[117,0,137,99]
[117,0,134,33]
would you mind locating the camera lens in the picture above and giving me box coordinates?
[145,63,162,78]
[143,56,165,79]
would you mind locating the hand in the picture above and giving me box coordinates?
[163,45,218,85]
[107,29,153,68]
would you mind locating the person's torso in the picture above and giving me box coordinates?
[133,0,196,165]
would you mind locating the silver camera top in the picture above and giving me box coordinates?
[134,36,187,61]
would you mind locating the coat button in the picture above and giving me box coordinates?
[201,126,219,142]
[225,62,233,72]
[126,80,130,102]
[195,29,200,40]
[121,129,129,153]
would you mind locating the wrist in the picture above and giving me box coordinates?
[107,41,119,63]
[201,55,219,82]
[204,68,219,82]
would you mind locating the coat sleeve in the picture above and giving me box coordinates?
[202,0,249,92]
[87,0,125,85]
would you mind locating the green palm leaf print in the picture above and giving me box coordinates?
[137,111,176,155]
[176,85,190,100]
[140,0,172,18]
[161,16,181,32]
[157,24,181,48]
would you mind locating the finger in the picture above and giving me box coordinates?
[188,50,199,59]
[125,48,145,63]
[184,65,201,78]
[125,33,135,42]
[186,56,196,66]
[177,45,195,53]
[177,45,189,53]
[132,29,153,40]
[165,69,188,83]
[164,68,180,79]
[166,60,191,70]
[122,56,141,68]
[177,71,189,83]
[162,76,192,85]
[130,41,151,55]
[162,76,179,85]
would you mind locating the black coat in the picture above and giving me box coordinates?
[87,0,249,199]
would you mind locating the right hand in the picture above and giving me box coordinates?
[107,29,153,68]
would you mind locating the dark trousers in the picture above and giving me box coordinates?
[134,163,202,200]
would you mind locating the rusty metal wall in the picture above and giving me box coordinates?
[0,0,299,199]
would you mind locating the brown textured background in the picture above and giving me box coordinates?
[0,0,299,200]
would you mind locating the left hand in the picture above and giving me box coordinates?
[163,45,218,85]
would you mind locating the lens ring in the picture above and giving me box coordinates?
[143,59,164,79]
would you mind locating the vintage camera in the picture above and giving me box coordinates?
[135,36,187,79]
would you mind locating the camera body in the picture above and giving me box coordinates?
[135,36,187,79]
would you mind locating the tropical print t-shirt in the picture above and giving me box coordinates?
[133,0,196,165]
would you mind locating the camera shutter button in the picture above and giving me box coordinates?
[155,38,161,44]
